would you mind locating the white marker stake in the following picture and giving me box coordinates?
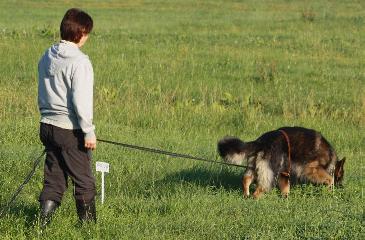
[96,162,110,204]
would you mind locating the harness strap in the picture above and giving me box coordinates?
[278,129,291,177]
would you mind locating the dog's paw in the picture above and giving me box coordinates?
[253,186,265,199]
[253,192,262,199]
[253,194,261,200]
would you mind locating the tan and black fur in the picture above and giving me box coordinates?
[218,127,345,199]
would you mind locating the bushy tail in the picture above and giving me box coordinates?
[217,137,246,165]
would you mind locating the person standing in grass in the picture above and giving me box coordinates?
[37,8,97,228]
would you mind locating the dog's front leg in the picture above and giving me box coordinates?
[242,169,254,198]
[278,172,290,198]
[304,163,334,187]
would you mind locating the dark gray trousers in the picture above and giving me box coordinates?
[39,123,96,204]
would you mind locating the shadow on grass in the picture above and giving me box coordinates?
[158,166,348,198]
[0,202,39,228]
[161,166,243,191]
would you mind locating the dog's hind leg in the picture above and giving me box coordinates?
[278,173,290,198]
[253,157,273,199]
[242,171,254,198]
[304,162,334,187]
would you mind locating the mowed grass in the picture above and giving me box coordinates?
[0,0,364,239]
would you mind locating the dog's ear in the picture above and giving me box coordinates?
[334,157,346,186]
[340,157,346,166]
[337,158,346,171]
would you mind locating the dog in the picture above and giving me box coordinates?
[217,126,345,199]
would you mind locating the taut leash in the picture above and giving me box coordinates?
[1,137,245,218]
[97,138,247,169]
[0,136,246,218]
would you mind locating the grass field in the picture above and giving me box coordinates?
[0,0,364,239]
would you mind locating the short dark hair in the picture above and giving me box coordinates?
[60,8,93,43]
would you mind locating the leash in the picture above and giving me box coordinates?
[97,138,247,169]
[0,150,46,218]
[0,138,246,218]
[278,130,291,177]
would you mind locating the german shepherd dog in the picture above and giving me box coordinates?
[217,127,345,199]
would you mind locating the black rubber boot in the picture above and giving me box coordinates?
[76,198,96,223]
[40,200,60,229]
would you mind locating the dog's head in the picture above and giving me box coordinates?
[334,157,346,186]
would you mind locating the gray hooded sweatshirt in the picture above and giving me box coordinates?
[38,40,95,140]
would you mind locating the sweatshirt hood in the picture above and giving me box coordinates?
[45,40,85,74]
[49,40,81,59]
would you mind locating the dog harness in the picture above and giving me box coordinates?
[278,129,291,177]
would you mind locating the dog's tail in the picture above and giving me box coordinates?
[217,137,246,165]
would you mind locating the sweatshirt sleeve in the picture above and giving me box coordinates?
[71,57,95,140]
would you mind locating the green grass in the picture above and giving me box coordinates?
[0,0,364,239]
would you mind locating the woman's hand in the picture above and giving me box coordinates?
[85,137,96,150]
